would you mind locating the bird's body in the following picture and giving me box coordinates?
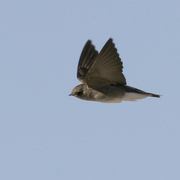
[71,84,159,103]
[70,38,160,103]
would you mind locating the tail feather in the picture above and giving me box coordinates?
[124,85,160,98]
[149,93,160,98]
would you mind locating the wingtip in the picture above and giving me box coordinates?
[108,38,113,43]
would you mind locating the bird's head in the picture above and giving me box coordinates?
[69,84,88,100]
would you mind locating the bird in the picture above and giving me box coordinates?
[69,38,160,103]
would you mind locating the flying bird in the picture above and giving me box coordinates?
[70,38,160,103]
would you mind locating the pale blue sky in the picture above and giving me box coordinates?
[0,0,180,180]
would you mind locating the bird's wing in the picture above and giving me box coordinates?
[77,40,98,82]
[77,38,126,89]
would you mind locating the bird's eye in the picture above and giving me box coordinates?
[77,91,83,96]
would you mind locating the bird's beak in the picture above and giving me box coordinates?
[69,94,74,96]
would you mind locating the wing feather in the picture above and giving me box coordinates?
[77,38,126,89]
[77,40,98,82]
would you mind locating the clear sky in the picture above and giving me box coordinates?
[0,0,180,180]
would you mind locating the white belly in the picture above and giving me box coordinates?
[94,92,150,103]
[122,92,150,101]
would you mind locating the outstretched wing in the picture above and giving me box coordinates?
[77,40,98,82]
[77,38,126,89]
